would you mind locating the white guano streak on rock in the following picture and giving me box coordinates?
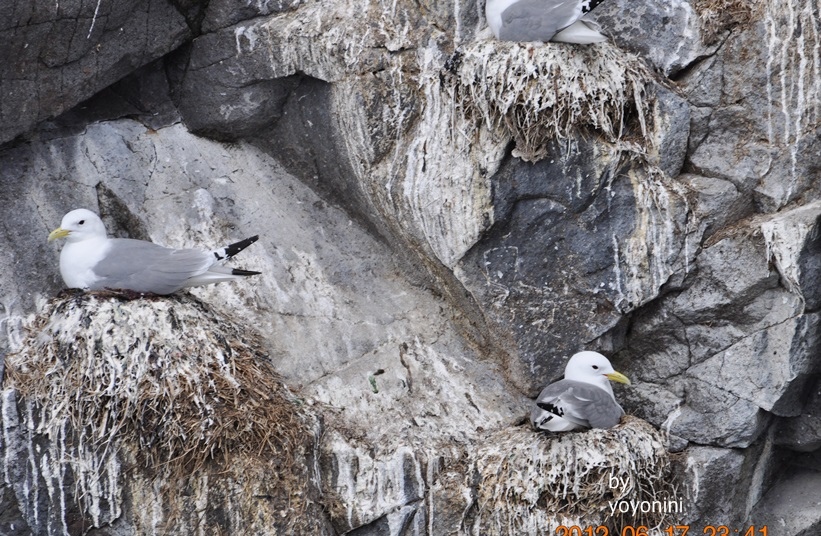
[234,25,260,56]
[330,435,425,530]
[612,169,686,314]
[86,0,102,39]
[250,0,416,81]
[744,430,775,518]
[244,2,499,269]
[662,405,683,441]
[218,92,266,122]
[333,77,378,177]
[195,473,210,536]
[765,0,821,201]
[400,54,500,268]
[425,454,440,535]
[129,472,165,535]
[610,234,624,305]
[57,421,69,536]
[685,454,702,504]
[37,422,61,535]
[25,399,39,529]
[0,297,25,351]
[668,2,698,72]
[2,391,29,523]
[452,0,463,45]
[761,200,821,302]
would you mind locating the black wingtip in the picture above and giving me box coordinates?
[537,402,564,417]
[222,235,259,259]
[231,268,261,276]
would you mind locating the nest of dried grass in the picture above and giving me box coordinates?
[6,292,306,472]
[442,41,656,162]
[4,292,321,531]
[467,417,678,533]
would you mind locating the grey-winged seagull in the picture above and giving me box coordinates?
[486,0,608,44]
[48,208,260,295]
[530,351,631,432]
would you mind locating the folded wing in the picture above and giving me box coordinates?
[91,239,214,294]
[500,0,581,41]
[532,379,624,429]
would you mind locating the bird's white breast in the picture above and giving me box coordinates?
[60,237,110,289]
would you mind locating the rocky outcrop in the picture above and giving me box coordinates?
[0,0,193,145]
[1,0,820,534]
[3,294,669,535]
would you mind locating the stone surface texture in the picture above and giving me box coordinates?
[1,0,820,534]
[0,0,192,145]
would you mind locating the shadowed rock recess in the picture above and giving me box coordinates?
[0,0,819,534]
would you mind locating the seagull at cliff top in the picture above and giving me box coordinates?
[486,0,608,44]
[530,351,631,432]
[48,208,261,295]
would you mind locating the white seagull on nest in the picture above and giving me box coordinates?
[531,351,631,432]
[486,0,608,44]
[48,208,260,295]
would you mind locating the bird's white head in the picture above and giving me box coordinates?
[563,351,631,393]
[48,209,107,243]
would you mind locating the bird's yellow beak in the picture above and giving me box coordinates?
[605,371,631,385]
[48,227,70,242]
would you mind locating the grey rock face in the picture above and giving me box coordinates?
[619,204,821,448]
[457,138,694,392]
[2,0,821,534]
[593,0,717,76]
[677,446,746,525]
[776,378,821,452]
[678,436,784,529]
[681,4,821,213]
[0,119,526,534]
[678,174,746,239]
[0,0,192,145]
[251,76,384,237]
[0,481,30,535]
[200,0,303,33]
[653,88,692,178]
[746,468,821,536]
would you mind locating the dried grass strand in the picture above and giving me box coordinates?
[443,41,657,162]
[4,292,318,532]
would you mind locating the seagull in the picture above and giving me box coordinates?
[530,351,631,432]
[485,0,608,44]
[48,208,261,295]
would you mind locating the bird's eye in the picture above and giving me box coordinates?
[78,220,85,225]
[592,365,599,370]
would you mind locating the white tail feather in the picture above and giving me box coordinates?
[552,20,606,44]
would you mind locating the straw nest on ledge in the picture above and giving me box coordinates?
[3,291,325,533]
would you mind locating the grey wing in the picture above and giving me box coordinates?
[91,239,213,294]
[533,379,624,429]
[499,0,582,41]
